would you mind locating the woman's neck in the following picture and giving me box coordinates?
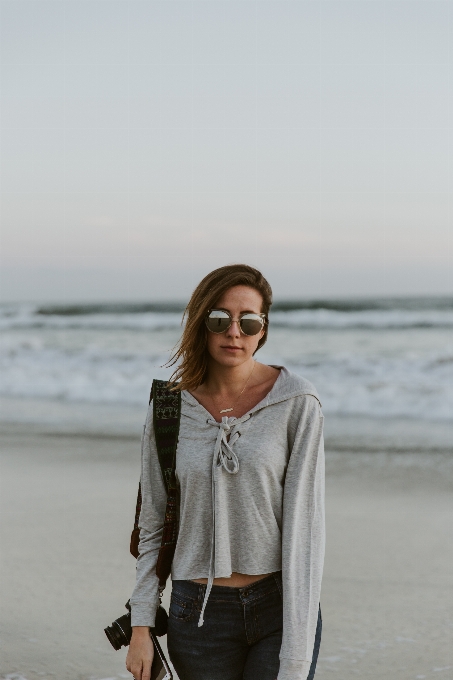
[204,358,256,396]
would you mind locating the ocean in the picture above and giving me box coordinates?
[1,296,451,423]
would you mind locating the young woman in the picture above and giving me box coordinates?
[126,264,325,680]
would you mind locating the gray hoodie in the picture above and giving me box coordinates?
[130,366,325,680]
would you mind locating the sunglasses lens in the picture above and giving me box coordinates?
[205,310,231,333]
[240,314,264,336]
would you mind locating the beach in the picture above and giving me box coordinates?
[1,297,451,678]
[1,405,452,680]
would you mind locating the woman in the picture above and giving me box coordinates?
[126,264,325,680]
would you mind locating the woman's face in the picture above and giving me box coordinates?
[206,285,265,368]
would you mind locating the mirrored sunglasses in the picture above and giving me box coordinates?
[205,309,267,336]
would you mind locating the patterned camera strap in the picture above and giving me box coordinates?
[130,379,181,590]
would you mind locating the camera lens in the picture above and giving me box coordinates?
[104,602,168,651]
[104,612,132,650]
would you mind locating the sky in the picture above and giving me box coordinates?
[0,0,452,302]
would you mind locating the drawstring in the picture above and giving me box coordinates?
[209,417,242,474]
[197,414,251,627]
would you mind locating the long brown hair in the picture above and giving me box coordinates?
[167,264,273,391]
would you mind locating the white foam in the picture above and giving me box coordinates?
[0,307,183,331]
[0,342,451,420]
[270,308,453,329]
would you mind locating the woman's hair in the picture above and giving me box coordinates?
[167,264,273,391]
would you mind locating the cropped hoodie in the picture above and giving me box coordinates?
[130,366,325,680]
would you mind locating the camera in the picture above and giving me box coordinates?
[104,600,168,650]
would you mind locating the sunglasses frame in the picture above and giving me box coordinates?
[205,309,268,336]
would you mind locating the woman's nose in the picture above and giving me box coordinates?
[226,320,241,337]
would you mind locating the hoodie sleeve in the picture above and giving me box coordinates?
[278,395,325,680]
[129,404,168,627]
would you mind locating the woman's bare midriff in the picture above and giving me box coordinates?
[190,571,274,587]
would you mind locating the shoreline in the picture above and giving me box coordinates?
[1,395,451,452]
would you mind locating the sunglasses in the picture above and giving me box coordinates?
[205,309,267,336]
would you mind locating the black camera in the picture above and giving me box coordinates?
[105,600,168,650]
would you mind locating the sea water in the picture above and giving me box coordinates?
[0,297,451,422]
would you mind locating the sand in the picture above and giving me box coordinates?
[0,414,452,680]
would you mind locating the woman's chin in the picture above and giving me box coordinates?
[212,352,249,367]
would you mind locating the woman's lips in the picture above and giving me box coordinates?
[221,346,242,351]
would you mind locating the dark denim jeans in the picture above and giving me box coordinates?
[167,572,322,680]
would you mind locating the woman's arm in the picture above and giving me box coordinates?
[278,395,325,680]
[129,403,168,627]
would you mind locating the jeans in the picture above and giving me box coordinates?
[167,572,322,680]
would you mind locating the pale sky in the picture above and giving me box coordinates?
[0,0,451,302]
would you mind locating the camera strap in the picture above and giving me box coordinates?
[129,379,182,595]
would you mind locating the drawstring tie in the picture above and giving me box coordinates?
[197,413,251,627]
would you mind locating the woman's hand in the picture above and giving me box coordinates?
[126,626,154,680]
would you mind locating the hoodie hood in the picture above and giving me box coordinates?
[262,365,321,408]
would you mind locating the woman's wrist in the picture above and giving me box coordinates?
[131,625,150,636]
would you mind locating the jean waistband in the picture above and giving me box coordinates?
[171,571,282,605]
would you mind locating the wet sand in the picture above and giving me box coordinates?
[0,417,452,680]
